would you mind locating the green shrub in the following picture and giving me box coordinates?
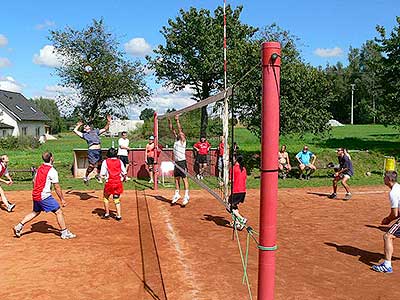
[0,136,41,150]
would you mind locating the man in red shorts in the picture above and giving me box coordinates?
[100,148,127,221]
[13,152,76,239]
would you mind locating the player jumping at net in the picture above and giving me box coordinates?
[73,115,111,185]
[371,171,400,273]
[228,155,247,230]
[100,148,127,221]
[168,115,190,206]
[13,151,76,240]
[194,136,211,180]
[0,155,16,213]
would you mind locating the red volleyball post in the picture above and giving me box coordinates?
[258,41,281,300]
[153,112,159,191]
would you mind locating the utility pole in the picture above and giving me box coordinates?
[350,84,355,125]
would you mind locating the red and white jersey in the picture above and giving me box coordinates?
[32,163,59,201]
[0,162,9,177]
[194,141,211,155]
[100,158,127,184]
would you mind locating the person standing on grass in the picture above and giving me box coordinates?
[13,152,76,240]
[0,155,16,213]
[117,131,130,180]
[168,115,190,206]
[228,155,247,230]
[144,135,156,183]
[73,115,111,185]
[328,147,354,200]
[100,148,127,221]
[296,145,317,180]
[371,171,400,273]
[194,136,211,180]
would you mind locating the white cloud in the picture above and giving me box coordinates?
[314,47,343,58]
[33,45,63,68]
[0,76,23,93]
[35,20,55,30]
[124,38,152,57]
[0,57,11,68]
[0,34,8,47]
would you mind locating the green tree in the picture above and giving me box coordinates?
[139,108,155,121]
[50,19,150,124]
[31,97,65,133]
[147,5,257,138]
[375,16,400,125]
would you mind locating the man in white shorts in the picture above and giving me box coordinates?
[371,171,400,273]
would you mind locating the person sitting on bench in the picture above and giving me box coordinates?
[296,145,317,180]
[278,145,291,179]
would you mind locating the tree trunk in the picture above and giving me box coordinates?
[200,82,210,138]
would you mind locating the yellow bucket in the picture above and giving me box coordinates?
[384,156,396,172]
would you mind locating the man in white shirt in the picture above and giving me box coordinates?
[168,115,190,206]
[371,171,400,273]
[117,131,130,179]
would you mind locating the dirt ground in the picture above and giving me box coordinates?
[0,185,399,300]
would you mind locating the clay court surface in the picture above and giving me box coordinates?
[0,185,400,300]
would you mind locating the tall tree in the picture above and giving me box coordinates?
[31,97,65,133]
[50,19,150,124]
[139,108,155,121]
[147,5,257,137]
[375,16,400,126]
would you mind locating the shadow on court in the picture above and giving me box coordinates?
[307,192,330,198]
[325,242,400,266]
[147,194,186,208]
[66,190,98,201]
[202,214,231,228]
[365,224,389,233]
[20,220,60,237]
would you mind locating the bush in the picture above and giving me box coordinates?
[0,136,41,150]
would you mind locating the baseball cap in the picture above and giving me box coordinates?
[149,135,154,140]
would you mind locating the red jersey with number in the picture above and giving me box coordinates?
[194,141,211,155]
[230,163,247,193]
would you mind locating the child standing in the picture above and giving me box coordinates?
[100,148,127,221]
[228,155,247,230]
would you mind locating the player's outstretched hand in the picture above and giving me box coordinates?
[107,114,112,123]
[76,120,83,127]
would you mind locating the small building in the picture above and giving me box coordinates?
[0,89,50,137]
[108,119,144,136]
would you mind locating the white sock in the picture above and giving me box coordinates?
[184,190,189,197]
[384,260,392,268]
[175,190,180,195]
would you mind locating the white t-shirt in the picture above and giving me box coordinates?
[117,137,129,156]
[389,182,400,210]
[173,139,186,162]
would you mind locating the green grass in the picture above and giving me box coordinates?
[2,124,399,191]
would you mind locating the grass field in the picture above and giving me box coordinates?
[2,124,399,191]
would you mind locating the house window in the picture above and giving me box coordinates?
[2,130,6,137]
[22,127,27,136]
[35,127,40,137]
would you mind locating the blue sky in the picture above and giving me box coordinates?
[0,0,398,118]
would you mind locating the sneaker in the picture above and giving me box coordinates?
[172,193,181,204]
[95,175,103,184]
[61,230,76,240]
[328,193,337,199]
[344,193,352,201]
[7,203,16,212]
[115,216,122,221]
[196,174,201,180]
[83,177,89,186]
[371,262,393,273]
[182,195,190,206]
[148,179,154,183]
[101,214,110,220]
[13,224,23,238]
[237,218,248,231]
[200,175,204,180]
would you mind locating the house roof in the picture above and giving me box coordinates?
[0,89,51,122]
[0,122,14,129]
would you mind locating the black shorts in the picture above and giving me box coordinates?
[88,149,102,165]
[146,157,155,165]
[197,154,208,164]
[228,192,246,210]
[174,160,187,178]
[118,155,129,167]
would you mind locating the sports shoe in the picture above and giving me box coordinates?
[7,203,16,212]
[101,214,110,220]
[328,193,337,199]
[115,216,122,221]
[237,218,248,231]
[196,174,201,180]
[371,262,393,273]
[95,175,103,184]
[13,224,23,238]
[182,195,190,206]
[172,193,181,204]
[148,179,154,183]
[83,177,89,186]
[344,193,352,201]
[61,230,76,240]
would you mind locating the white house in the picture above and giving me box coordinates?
[0,89,50,137]
[109,119,144,136]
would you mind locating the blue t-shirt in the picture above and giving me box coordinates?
[296,150,314,165]
[339,155,354,176]
[82,129,101,147]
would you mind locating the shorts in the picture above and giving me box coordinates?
[174,160,187,178]
[388,218,400,237]
[197,154,208,164]
[118,155,129,167]
[228,192,246,210]
[88,149,102,165]
[104,181,123,196]
[217,156,223,171]
[146,157,155,166]
[33,196,60,213]
[337,173,351,180]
